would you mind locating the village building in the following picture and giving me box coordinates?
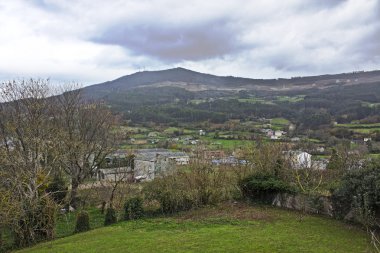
[96,150,134,181]
[97,149,190,182]
[133,149,190,181]
[97,167,132,181]
[203,150,225,160]
[284,151,312,169]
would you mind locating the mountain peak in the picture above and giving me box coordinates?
[83,68,380,100]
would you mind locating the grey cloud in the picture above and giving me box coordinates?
[92,19,247,62]
[30,0,60,11]
[353,24,380,60]
[308,0,347,8]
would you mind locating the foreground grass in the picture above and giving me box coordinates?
[56,208,105,238]
[16,203,371,253]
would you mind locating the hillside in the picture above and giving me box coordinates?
[16,203,371,253]
[83,68,380,99]
[78,68,380,129]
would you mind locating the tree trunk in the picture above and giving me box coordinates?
[69,178,80,209]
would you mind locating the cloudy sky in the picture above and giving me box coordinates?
[0,0,379,85]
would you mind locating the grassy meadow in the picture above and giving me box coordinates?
[16,203,372,253]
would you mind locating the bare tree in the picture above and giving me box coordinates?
[56,87,117,208]
[0,79,59,246]
[97,154,134,209]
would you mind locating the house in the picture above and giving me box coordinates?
[148,132,159,138]
[274,130,286,137]
[284,151,312,169]
[133,149,190,181]
[267,130,274,137]
[190,140,199,145]
[315,147,325,153]
[204,150,225,160]
[261,129,273,135]
[199,129,206,136]
[96,150,134,181]
[97,167,132,181]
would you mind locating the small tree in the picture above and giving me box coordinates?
[104,208,117,226]
[124,197,144,220]
[74,211,90,233]
[293,162,323,220]
[239,172,294,204]
[332,160,380,251]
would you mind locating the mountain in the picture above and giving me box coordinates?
[82,67,380,99]
[80,67,380,125]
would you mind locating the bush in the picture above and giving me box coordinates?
[239,173,294,204]
[104,208,117,226]
[331,160,380,227]
[143,162,234,214]
[74,211,90,233]
[124,197,144,220]
[13,197,56,247]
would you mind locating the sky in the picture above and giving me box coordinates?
[0,0,379,85]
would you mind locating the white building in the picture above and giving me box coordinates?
[274,130,286,137]
[284,151,312,169]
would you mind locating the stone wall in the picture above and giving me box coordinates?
[272,193,333,216]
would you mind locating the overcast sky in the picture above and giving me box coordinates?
[0,0,379,85]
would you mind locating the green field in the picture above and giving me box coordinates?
[336,123,380,128]
[335,122,380,134]
[16,203,371,253]
[352,128,380,134]
[275,95,305,103]
[237,98,275,105]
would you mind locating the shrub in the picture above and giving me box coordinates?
[124,197,144,220]
[143,162,234,214]
[331,159,380,226]
[239,173,294,204]
[13,197,56,247]
[74,211,90,233]
[104,208,117,226]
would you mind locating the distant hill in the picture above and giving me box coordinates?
[80,67,380,126]
[82,67,380,99]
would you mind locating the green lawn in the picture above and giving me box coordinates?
[200,136,253,150]
[55,208,106,239]
[17,204,372,253]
